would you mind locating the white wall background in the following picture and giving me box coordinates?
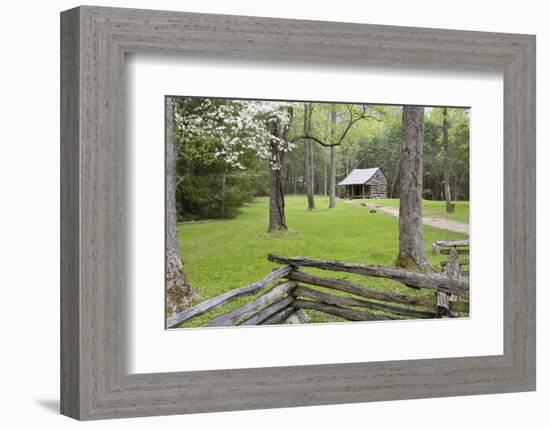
[0,1,546,425]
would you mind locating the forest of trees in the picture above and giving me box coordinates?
[171,99,470,222]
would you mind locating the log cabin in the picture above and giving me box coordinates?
[338,167,387,199]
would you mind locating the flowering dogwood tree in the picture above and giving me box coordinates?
[174,98,295,232]
[175,98,294,170]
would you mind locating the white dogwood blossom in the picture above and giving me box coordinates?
[175,99,295,170]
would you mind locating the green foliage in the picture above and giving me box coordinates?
[177,196,468,327]
[173,98,274,220]
[424,107,470,200]
[177,168,261,221]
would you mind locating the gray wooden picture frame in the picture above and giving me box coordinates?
[60,5,536,420]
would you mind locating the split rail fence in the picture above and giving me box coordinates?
[167,241,470,328]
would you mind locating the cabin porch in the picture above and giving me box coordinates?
[344,184,372,198]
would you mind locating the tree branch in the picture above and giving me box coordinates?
[291,105,382,147]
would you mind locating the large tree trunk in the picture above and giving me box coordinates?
[328,107,337,208]
[442,107,455,213]
[268,144,287,233]
[303,103,316,210]
[396,106,431,272]
[293,156,298,194]
[323,145,328,196]
[390,153,403,198]
[454,172,465,200]
[165,97,199,314]
[342,148,349,177]
[268,108,292,233]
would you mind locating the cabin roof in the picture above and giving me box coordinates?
[338,168,382,186]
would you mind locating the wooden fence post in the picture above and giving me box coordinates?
[438,247,461,317]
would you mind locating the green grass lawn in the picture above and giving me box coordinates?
[359,198,469,223]
[178,195,468,327]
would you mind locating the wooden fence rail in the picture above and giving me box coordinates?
[268,254,469,296]
[206,281,296,327]
[167,242,470,328]
[292,299,395,321]
[166,265,292,328]
[292,285,437,319]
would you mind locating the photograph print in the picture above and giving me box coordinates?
[165,97,470,329]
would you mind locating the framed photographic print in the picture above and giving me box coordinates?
[61,5,536,420]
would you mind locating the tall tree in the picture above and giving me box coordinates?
[303,103,316,210]
[396,106,431,272]
[328,106,337,208]
[268,107,293,232]
[165,97,199,313]
[442,107,455,213]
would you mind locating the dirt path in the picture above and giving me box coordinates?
[358,201,469,235]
